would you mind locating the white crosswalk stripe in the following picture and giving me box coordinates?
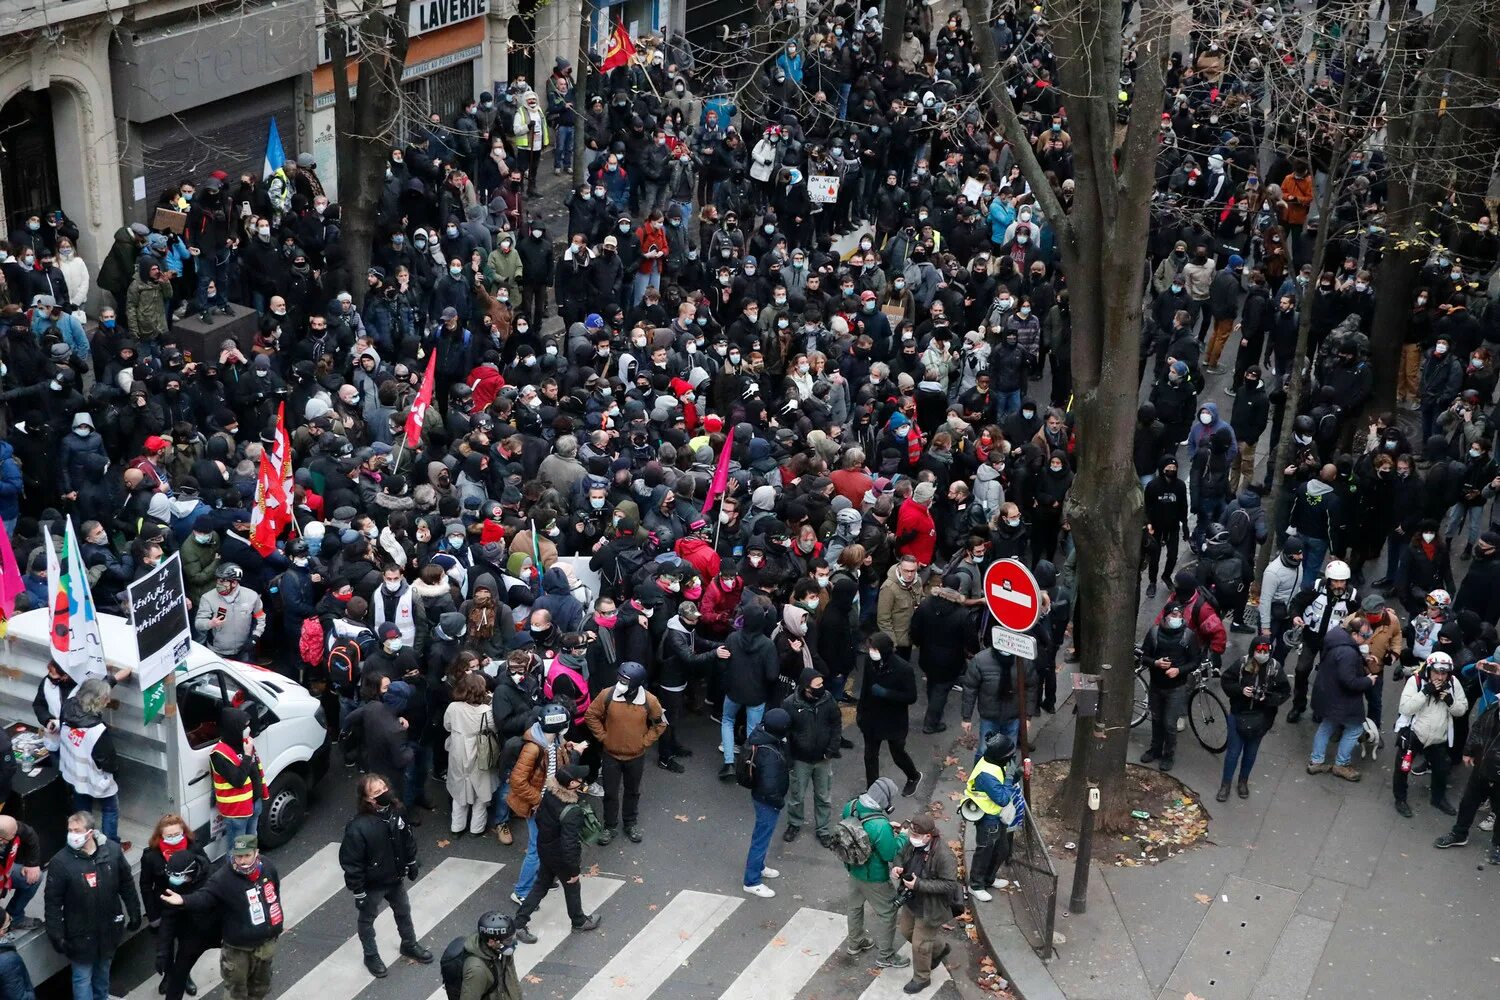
[574,888,742,1000]
[122,842,347,1000]
[420,876,626,1000]
[719,906,846,1000]
[855,955,951,999]
[273,856,501,1000]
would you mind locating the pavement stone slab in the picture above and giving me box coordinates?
[1307,778,1397,889]
[1246,913,1335,1000]
[1045,875,1154,1000]
[1160,876,1300,1000]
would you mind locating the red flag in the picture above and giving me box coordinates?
[251,403,292,556]
[0,517,23,633]
[699,428,734,514]
[601,21,637,73]
[405,351,438,447]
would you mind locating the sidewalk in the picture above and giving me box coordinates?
[966,676,1498,1000]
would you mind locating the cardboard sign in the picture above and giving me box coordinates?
[152,208,188,234]
[808,175,841,204]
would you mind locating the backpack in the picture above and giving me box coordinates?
[327,636,365,692]
[265,572,286,616]
[439,936,467,1000]
[562,801,606,846]
[733,740,779,790]
[830,811,877,866]
[497,734,528,784]
[604,543,652,600]
[299,616,326,667]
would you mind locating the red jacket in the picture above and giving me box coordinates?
[1152,591,1227,655]
[675,536,720,582]
[636,223,670,275]
[699,576,743,637]
[466,363,506,411]
[894,500,937,565]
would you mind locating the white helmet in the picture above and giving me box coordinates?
[1323,560,1351,582]
[1425,589,1452,612]
[1424,651,1454,673]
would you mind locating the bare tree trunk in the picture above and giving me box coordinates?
[328,0,413,308]
[966,0,1168,832]
[882,0,910,60]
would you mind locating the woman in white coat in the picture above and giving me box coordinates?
[443,672,499,834]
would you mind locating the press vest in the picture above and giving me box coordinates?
[59,721,118,798]
[544,659,591,724]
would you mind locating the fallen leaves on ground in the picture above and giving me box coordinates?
[523,975,542,984]
[435,839,451,849]
[632,875,645,883]
[944,755,960,767]
[612,975,630,988]
[1193,893,1212,905]
[771,936,787,947]
[674,814,690,822]
[585,863,600,877]
[647,903,658,910]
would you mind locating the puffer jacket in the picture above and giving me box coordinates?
[746,724,789,808]
[960,649,1018,725]
[1310,627,1377,725]
[506,723,574,818]
[338,805,419,892]
[1396,673,1467,747]
[779,688,841,763]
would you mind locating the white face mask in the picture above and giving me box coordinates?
[908,834,930,848]
[1422,532,1436,543]
[867,650,882,662]
[1252,651,1271,664]
[1166,615,1184,630]
[1199,412,1212,425]
[385,639,403,653]
[67,831,90,850]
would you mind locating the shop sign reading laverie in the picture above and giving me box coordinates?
[319,0,491,64]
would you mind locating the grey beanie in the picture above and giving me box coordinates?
[859,777,900,813]
[752,485,777,512]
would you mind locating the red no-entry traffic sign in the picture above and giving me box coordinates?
[983,558,1041,634]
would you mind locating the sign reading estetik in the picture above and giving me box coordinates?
[319,0,491,64]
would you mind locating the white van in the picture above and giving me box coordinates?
[1,609,329,981]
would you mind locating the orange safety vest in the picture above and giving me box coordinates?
[211,742,266,818]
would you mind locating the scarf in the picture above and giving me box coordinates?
[906,425,925,467]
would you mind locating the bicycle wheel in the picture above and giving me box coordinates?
[1131,668,1150,728]
[1189,688,1229,754]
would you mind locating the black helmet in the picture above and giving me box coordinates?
[476,911,517,954]
[215,563,244,581]
[286,539,309,557]
[983,731,1016,765]
[539,702,570,734]
[618,661,648,686]
[1292,414,1315,437]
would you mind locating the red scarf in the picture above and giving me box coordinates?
[906,424,925,467]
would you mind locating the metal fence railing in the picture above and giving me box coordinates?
[1006,809,1059,960]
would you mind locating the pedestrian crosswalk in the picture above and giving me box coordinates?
[123,843,348,1000]
[139,840,955,1000]
[276,856,501,1000]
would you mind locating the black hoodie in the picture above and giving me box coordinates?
[724,602,780,706]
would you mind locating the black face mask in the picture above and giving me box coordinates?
[374,791,394,809]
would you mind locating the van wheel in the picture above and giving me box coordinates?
[260,772,308,849]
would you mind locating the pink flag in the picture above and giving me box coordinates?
[0,517,22,630]
[699,429,734,514]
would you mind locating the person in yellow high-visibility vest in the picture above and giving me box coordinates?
[963,732,1023,902]
[512,91,551,197]
[211,706,268,848]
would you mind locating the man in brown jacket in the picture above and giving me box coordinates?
[506,704,578,905]
[584,661,667,846]
[891,814,960,993]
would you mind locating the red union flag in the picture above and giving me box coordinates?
[405,350,437,447]
[251,403,292,555]
[601,21,636,72]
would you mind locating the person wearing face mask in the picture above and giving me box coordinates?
[738,707,791,899]
[209,707,268,849]
[160,833,286,1000]
[1137,600,1203,771]
[1306,614,1381,781]
[1454,530,1500,625]
[1391,651,1467,819]
[888,813,959,994]
[333,773,430,978]
[46,810,142,1000]
[511,762,603,942]
[453,910,524,1000]
[194,564,266,660]
[1217,637,1291,802]
[857,632,923,794]
[151,832,215,1000]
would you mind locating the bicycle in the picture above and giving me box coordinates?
[1130,647,1229,753]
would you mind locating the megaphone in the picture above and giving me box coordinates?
[958,797,986,823]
